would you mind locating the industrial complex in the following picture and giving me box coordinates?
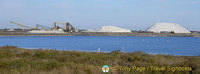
[0,21,200,37]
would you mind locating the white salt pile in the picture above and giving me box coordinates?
[146,23,191,33]
[96,26,131,32]
[28,29,66,33]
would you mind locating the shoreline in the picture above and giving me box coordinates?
[17,47,199,56]
[0,31,200,37]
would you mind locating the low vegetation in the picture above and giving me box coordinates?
[0,46,200,74]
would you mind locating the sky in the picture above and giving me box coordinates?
[0,0,200,31]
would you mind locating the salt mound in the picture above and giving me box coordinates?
[28,29,66,33]
[146,23,191,33]
[97,26,131,32]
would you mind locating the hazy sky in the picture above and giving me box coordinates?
[0,0,200,30]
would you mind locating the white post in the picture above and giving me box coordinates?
[122,47,124,53]
[98,48,101,52]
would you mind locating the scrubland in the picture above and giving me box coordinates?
[0,46,199,74]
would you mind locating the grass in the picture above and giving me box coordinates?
[0,46,200,74]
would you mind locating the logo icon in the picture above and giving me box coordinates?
[102,65,110,73]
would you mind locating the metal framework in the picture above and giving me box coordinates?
[10,21,32,29]
[53,22,74,32]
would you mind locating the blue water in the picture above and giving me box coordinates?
[0,36,200,56]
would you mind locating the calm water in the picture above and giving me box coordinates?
[0,36,200,56]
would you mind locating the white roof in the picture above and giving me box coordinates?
[97,26,131,32]
[146,23,191,33]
